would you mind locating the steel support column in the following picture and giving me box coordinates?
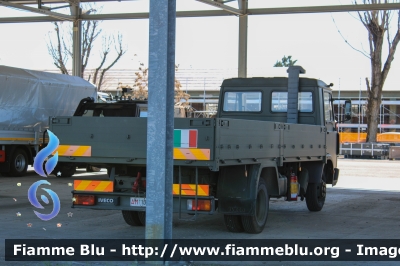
[146,0,176,242]
[238,0,247,78]
[71,4,82,77]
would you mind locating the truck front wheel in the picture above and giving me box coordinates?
[9,148,28,177]
[241,178,269,234]
[305,181,326,211]
[122,211,145,226]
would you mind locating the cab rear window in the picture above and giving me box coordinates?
[223,91,262,112]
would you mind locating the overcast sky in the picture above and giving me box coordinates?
[0,0,399,92]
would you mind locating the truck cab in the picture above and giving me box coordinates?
[217,75,339,182]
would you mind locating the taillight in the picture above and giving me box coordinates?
[73,195,95,206]
[187,199,211,211]
[0,150,5,163]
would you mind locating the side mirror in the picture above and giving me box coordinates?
[344,100,351,121]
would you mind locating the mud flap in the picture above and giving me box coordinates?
[332,168,339,186]
[217,164,260,216]
[298,168,309,200]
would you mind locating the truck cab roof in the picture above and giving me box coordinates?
[218,76,331,126]
[221,77,329,89]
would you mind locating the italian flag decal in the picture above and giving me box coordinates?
[174,129,198,148]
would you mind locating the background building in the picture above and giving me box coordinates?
[332,90,400,144]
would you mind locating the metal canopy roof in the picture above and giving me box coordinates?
[2,0,400,77]
[1,0,400,23]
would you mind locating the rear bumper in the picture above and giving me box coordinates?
[71,190,215,215]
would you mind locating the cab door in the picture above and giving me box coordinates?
[323,90,338,185]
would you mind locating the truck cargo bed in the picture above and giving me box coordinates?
[51,117,217,168]
[51,116,326,170]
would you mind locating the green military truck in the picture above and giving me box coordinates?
[49,66,350,234]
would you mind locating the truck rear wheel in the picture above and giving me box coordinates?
[305,181,326,211]
[137,211,146,225]
[9,148,28,177]
[122,211,145,226]
[223,215,244,232]
[52,163,76,177]
[241,179,269,234]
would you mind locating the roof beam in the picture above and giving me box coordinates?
[195,0,243,16]
[0,10,232,23]
[2,3,400,23]
[7,0,103,3]
[0,0,74,20]
[0,16,58,22]
[80,3,400,20]
[80,9,235,21]
[248,3,400,15]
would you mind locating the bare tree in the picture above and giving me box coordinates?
[80,15,102,78]
[47,5,126,91]
[90,34,126,90]
[174,65,190,105]
[338,1,400,142]
[125,63,189,103]
[47,22,69,75]
[132,63,149,100]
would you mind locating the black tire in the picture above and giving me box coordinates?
[122,210,145,226]
[107,168,115,177]
[86,165,101,172]
[224,215,244,232]
[52,163,76,177]
[305,181,326,212]
[9,148,28,177]
[241,179,269,234]
[137,211,146,225]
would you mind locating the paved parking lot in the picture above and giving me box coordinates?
[1,158,400,265]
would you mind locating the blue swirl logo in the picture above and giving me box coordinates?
[30,130,61,221]
[28,180,60,221]
[33,130,59,177]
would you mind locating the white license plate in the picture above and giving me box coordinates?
[130,197,146,207]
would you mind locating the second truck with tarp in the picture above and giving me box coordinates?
[0,65,97,177]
